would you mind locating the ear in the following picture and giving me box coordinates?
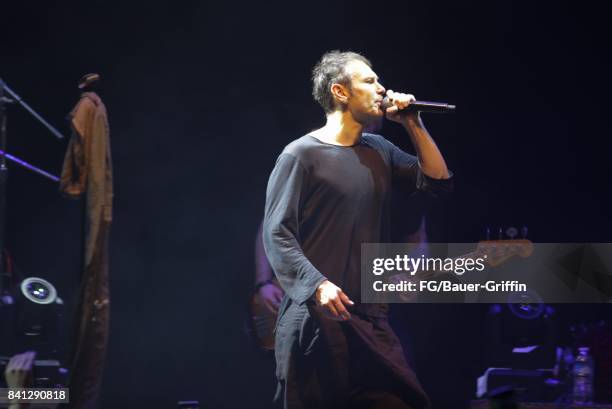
[330,83,350,106]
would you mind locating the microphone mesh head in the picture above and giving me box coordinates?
[381,96,392,110]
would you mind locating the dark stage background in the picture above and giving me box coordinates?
[1,1,611,408]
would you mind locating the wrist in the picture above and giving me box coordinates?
[402,112,422,129]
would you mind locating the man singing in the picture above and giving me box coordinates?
[263,51,452,409]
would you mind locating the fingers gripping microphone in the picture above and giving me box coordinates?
[381,97,456,114]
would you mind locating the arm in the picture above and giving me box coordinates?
[262,154,353,320]
[262,154,327,305]
[385,90,450,179]
[404,113,449,179]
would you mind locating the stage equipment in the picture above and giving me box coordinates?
[484,303,557,370]
[476,368,561,401]
[478,300,560,401]
[20,276,58,305]
[14,276,65,355]
[0,274,67,384]
[507,290,545,320]
[0,78,63,296]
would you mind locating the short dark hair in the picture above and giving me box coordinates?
[311,50,372,114]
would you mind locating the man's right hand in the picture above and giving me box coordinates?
[314,280,354,321]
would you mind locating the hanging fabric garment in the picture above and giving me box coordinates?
[60,89,113,409]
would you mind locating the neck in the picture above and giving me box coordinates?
[313,110,363,146]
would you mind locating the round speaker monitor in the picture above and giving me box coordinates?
[20,277,57,305]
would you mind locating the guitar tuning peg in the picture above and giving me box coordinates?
[521,226,528,239]
[506,227,518,240]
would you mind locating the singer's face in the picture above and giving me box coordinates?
[345,60,386,123]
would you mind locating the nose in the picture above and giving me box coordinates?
[376,82,385,95]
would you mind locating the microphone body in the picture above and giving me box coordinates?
[381,97,455,114]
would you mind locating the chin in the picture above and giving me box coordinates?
[352,107,382,126]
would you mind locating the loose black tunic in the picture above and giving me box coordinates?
[263,133,452,409]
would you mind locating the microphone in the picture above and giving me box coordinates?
[381,97,455,114]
